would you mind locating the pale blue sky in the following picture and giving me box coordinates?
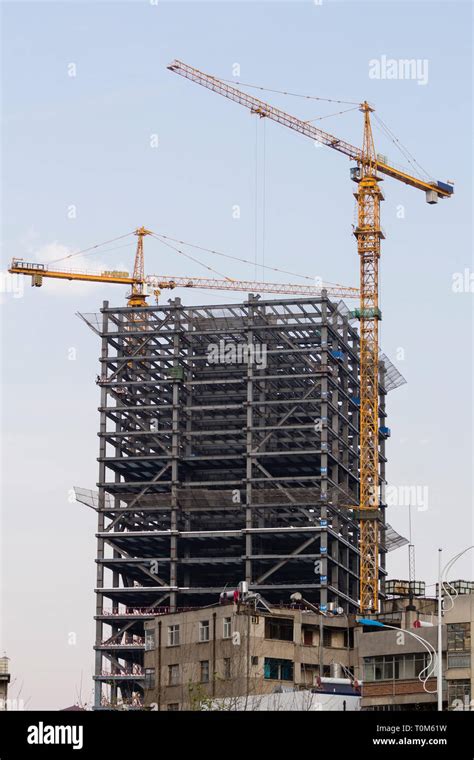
[1,0,472,709]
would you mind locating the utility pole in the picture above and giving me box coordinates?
[319,615,324,679]
[437,548,443,711]
[246,606,251,697]
[407,504,416,611]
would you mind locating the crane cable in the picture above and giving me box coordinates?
[233,84,433,183]
[373,114,432,181]
[220,78,359,106]
[150,231,351,289]
[304,104,360,124]
[254,116,259,280]
[254,116,267,281]
[149,233,233,281]
[262,117,266,281]
[48,231,136,264]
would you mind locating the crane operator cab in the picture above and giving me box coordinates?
[10,260,46,287]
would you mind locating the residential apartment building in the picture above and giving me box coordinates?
[142,586,474,711]
[143,603,355,711]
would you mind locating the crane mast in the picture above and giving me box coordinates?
[129,226,152,307]
[356,102,382,612]
[167,59,453,613]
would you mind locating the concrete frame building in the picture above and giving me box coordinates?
[77,294,402,708]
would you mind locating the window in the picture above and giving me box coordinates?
[447,623,471,652]
[145,629,155,651]
[144,668,155,689]
[168,624,180,647]
[199,620,210,642]
[363,657,375,682]
[223,617,232,639]
[264,617,293,642]
[363,654,429,682]
[323,629,332,648]
[344,629,354,648]
[251,656,259,666]
[167,703,179,711]
[395,655,410,679]
[200,660,210,683]
[447,680,471,709]
[301,663,318,685]
[374,659,383,681]
[264,658,294,681]
[223,658,231,680]
[447,652,471,669]
[168,664,180,686]
[303,628,314,646]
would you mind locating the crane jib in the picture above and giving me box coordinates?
[168,60,454,201]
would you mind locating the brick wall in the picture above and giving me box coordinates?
[363,678,436,697]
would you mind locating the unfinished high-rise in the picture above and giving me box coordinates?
[77,293,403,708]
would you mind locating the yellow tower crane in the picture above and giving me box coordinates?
[9,227,359,302]
[166,59,454,612]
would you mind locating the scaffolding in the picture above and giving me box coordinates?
[78,294,391,708]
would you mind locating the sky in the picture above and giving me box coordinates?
[1,0,472,709]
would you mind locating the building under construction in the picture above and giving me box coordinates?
[77,293,404,708]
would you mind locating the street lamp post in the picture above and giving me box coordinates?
[437,549,443,711]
